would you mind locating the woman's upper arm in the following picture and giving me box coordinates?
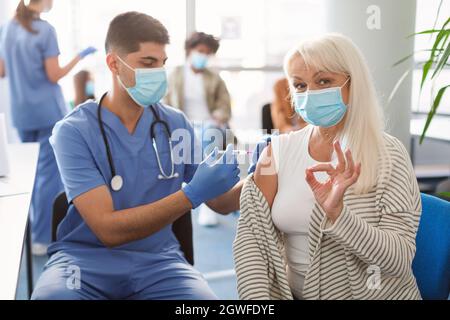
[253,144,278,208]
[41,24,61,83]
[44,56,60,83]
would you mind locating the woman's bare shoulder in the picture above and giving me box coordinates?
[253,144,278,208]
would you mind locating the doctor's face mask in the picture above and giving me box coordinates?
[116,55,168,108]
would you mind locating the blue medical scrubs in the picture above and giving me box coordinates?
[31,101,216,300]
[0,19,66,244]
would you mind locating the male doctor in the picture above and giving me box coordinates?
[32,12,243,300]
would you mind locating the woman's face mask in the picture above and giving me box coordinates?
[116,55,167,108]
[294,78,350,128]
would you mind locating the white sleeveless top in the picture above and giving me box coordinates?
[271,125,335,296]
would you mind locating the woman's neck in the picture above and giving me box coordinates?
[309,124,344,162]
[315,125,341,145]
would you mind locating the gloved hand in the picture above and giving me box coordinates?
[79,46,97,59]
[248,134,277,174]
[183,144,240,209]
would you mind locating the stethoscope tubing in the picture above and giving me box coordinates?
[97,93,178,191]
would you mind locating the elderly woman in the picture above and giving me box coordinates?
[234,34,422,300]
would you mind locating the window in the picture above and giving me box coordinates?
[196,0,325,133]
[196,0,325,68]
[413,0,450,115]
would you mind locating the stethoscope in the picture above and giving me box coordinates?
[97,93,179,192]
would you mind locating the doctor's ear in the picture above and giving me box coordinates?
[106,54,119,75]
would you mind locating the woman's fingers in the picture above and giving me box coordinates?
[308,163,336,176]
[344,149,355,178]
[346,162,361,187]
[305,168,322,190]
[334,141,346,173]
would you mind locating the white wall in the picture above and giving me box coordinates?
[0,0,18,142]
[324,0,416,152]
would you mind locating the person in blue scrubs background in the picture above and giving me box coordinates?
[0,0,96,255]
[31,12,244,300]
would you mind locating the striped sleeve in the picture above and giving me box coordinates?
[233,213,272,300]
[233,176,293,300]
[320,138,422,278]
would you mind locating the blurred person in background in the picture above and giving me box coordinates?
[166,32,233,227]
[70,70,96,109]
[272,78,307,133]
[0,0,96,255]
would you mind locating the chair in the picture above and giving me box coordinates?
[52,192,194,265]
[412,193,450,299]
[261,103,274,134]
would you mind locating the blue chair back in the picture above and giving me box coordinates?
[412,193,450,300]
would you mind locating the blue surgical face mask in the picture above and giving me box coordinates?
[85,81,95,97]
[190,51,209,70]
[116,55,167,108]
[294,78,350,128]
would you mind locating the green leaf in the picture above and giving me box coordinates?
[393,53,415,66]
[431,41,450,78]
[420,60,433,90]
[429,29,449,59]
[425,19,450,62]
[412,15,450,37]
[440,31,450,48]
[420,28,450,89]
[409,29,446,37]
[392,49,443,67]
[443,17,450,28]
[420,85,450,144]
[432,0,444,31]
[435,32,450,58]
[387,70,410,107]
[407,29,441,38]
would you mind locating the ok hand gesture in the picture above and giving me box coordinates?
[305,141,361,223]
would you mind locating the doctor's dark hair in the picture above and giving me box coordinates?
[105,12,170,54]
[185,32,220,55]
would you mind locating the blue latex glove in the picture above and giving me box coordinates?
[183,144,240,209]
[247,134,277,174]
[79,46,97,59]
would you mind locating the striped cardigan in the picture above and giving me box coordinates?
[233,134,422,300]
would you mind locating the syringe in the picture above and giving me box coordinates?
[217,150,253,156]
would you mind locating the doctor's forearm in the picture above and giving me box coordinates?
[96,191,192,248]
[206,180,243,214]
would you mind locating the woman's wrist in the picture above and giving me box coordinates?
[325,202,344,224]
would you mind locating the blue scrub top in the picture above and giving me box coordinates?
[0,19,67,130]
[48,101,200,255]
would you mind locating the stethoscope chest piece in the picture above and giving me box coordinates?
[158,172,180,180]
[111,175,123,192]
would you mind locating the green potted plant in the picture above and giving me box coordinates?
[390,1,449,198]
[391,0,449,145]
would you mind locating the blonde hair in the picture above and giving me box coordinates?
[284,33,386,194]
